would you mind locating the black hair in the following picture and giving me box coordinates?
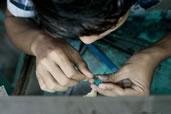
[32,0,137,39]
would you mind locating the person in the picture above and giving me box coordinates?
[5,0,171,96]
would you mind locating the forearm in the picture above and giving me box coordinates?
[140,32,171,67]
[5,9,45,55]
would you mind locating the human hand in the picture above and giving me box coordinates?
[31,34,93,92]
[90,52,159,96]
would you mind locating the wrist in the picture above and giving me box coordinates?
[30,32,50,56]
[138,46,167,68]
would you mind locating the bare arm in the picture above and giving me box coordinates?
[5,9,44,55]
[141,32,171,66]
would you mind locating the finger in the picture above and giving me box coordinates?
[91,83,144,96]
[52,52,86,81]
[98,83,140,96]
[98,83,115,90]
[76,61,93,79]
[39,69,68,92]
[89,74,115,84]
[96,75,113,82]
[43,60,78,87]
[95,74,118,83]
[112,85,144,96]
[70,49,93,79]
[97,71,128,83]
[36,72,56,93]
[90,84,113,96]
[95,74,132,89]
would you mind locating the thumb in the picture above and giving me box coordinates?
[96,73,118,83]
[77,62,93,79]
[97,71,127,83]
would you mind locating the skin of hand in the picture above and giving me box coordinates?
[89,43,171,96]
[89,52,153,96]
[31,35,93,92]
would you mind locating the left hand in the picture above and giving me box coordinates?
[90,51,158,96]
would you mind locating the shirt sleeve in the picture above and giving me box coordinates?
[7,0,35,18]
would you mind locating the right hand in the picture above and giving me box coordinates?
[31,34,93,92]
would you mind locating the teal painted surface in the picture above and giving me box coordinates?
[0,73,13,95]
[0,11,5,21]
[0,11,5,32]
[150,59,171,94]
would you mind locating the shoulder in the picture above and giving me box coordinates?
[7,0,35,18]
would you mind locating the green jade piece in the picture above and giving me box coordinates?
[94,78,103,86]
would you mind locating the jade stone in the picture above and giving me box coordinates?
[94,78,103,86]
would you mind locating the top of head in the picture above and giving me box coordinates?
[32,0,137,39]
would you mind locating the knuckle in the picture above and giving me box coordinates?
[47,49,64,59]
[47,83,56,90]
[46,48,56,56]
[39,58,48,65]
[54,48,64,55]
[48,50,56,57]
[68,71,76,78]
[48,49,66,61]
[60,79,69,86]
